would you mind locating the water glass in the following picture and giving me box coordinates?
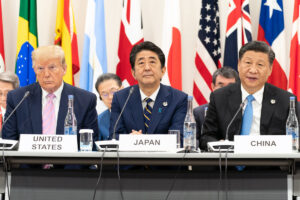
[168,130,181,149]
[79,129,93,151]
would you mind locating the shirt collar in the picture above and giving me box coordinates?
[140,85,160,102]
[42,82,64,99]
[241,84,264,105]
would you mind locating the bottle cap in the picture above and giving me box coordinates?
[290,96,296,100]
[79,129,93,133]
[188,96,193,100]
[68,95,74,99]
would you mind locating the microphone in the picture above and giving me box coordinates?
[95,87,134,151]
[207,100,245,152]
[112,86,134,140]
[0,91,30,149]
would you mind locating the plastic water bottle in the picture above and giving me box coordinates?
[286,96,299,151]
[64,95,77,135]
[184,96,197,151]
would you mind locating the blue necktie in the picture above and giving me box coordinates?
[144,98,153,133]
[240,95,255,135]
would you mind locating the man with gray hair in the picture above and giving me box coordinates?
[0,71,19,129]
[193,67,239,141]
[2,45,99,146]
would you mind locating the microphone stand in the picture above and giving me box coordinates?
[95,87,134,151]
[207,101,245,152]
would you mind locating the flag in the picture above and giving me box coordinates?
[79,0,107,114]
[223,0,252,70]
[289,0,300,98]
[15,0,38,87]
[161,0,182,90]
[193,0,221,106]
[55,0,79,86]
[116,0,143,87]
[0,0,5,73]
[257,0,287,90]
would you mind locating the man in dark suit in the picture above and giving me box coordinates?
[2,45,99,144]
[200,41,295,150]
[193,67,239,139]
[110,41,187,139]
[95,73,123,140]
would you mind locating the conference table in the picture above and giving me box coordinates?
[1,150,300,200]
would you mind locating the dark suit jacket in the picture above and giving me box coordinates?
[98,109,110,140]
[109,84,188,139]
[200,82,296,150]
[2,82,99,144]
[193,103,208,140]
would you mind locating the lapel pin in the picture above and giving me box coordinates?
[158,108,162,113]
[163,101,168,107]
[270,99,276,104]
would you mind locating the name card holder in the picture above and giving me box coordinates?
[119,134,176,152]
[234,135,293,154]
[19,134,78,152]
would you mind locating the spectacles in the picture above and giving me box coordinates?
[100,88,119,99]
[35,65,60,74]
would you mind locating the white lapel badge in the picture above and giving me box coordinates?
[270,99,276,104]
[163,101,168,107]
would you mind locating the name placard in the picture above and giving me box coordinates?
[19,134,78,152]
[234,135,293,154]
[119,134,176,152]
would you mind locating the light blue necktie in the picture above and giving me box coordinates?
[240,95,255,135]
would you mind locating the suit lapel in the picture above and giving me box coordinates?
[56,83,69,135]
[128,85,145,133]
[260,84,276,133]
[29,83,43,133]
[147,85,168,134]
[227,83,243,138]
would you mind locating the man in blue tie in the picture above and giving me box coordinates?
[200,41,297,150]
[110,41,188,139]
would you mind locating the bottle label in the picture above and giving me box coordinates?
[64,126,77,135]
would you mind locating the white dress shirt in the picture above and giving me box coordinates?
[140,86,160,109]
[41,83,64,133]
[241,85,264,135]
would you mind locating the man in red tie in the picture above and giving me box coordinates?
[0,72,19,131]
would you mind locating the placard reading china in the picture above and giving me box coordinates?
[234,135,293,154]
[119,134,176,152]
[19,134,78,152]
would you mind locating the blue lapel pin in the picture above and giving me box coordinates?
[158,108,162,113]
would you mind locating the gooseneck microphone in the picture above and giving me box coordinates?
[225,100,245,141]
[95,87,134,151]
[112,87,134,140]
[207,99,245,152]
[2,91,30,130]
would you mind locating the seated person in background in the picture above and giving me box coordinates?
[95,73,122,140]
[110,41,187,139]
[0,72,19,131]
[2,45,99,144]
[200,41,296,150]
[193,67,239,138]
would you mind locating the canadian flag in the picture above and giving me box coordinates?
[116,0,143,87]
[161,0,182,90]
[0,0,5,72]
[288,0,300,98]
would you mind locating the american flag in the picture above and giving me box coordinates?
[223,0,252,71]
[193,0,221,106]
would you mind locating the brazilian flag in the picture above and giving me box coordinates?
[15,0,38,87]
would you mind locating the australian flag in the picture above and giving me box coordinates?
[223,0,252,71]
